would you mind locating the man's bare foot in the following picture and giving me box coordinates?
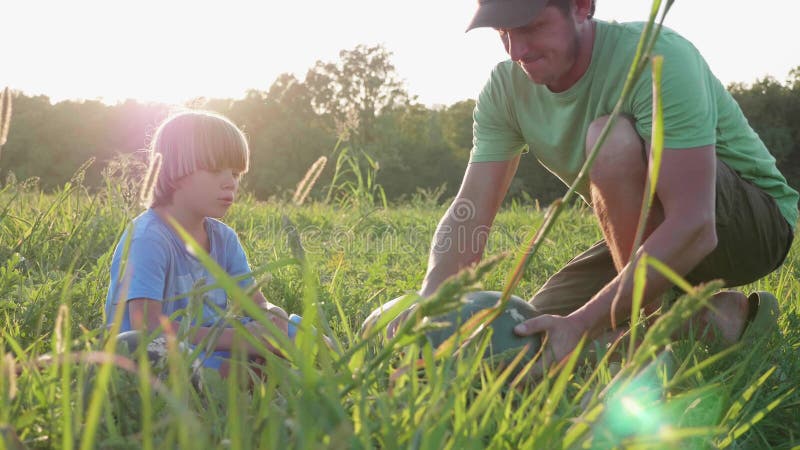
[700,290,749,345]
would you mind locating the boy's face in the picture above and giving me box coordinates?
[173,168,242,219]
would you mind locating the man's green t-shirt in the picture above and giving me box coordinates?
[471,20,799,229]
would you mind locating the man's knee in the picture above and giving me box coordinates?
[585,115,646,186]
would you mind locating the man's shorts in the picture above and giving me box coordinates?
[529,159,794,316]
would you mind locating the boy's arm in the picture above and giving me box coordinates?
[222,228,289,334]
[127,298,286,355]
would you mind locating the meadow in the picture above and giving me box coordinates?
[0,159,798,449]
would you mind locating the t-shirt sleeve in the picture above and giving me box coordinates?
[470,64,528,162]
[225,229,255,290]
[631,36,717,149]
[123,234,170,302]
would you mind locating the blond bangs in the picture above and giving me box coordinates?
[148,111,250,207]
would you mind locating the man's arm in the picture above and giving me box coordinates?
[420,156,521,297]
[570,144,717,335]
[378,157,521,338]
[515,145,717,372]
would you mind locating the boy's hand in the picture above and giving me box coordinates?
[243,305,290,357]
[252,291,289,335]
[243,320,284,357]
[263,304,289,335]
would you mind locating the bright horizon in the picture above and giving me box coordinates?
[2,0,798,107]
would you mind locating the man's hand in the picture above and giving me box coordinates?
[386,306,416,339]
[361,296,414,339]
[514,315,585,378]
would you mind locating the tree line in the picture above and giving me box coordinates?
[1,45,798,205]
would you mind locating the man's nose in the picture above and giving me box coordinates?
[507,31,529,62]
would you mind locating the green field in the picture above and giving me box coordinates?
[1,165,798,450]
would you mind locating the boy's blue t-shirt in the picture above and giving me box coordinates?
[104,209,254,332]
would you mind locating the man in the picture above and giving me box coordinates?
[380,0,797,371]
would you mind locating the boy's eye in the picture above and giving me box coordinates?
[233,171,242,179]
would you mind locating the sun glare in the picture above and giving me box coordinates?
[2,0,798,106]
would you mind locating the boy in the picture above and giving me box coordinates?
[105,111,289,376]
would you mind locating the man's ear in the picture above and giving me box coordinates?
[573,0,593,22]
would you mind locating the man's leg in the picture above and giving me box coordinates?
[529,240,617,316]
[583,115,749,343]
[584,115,664,272]
[529,115,664,316]
[585,115,792,345]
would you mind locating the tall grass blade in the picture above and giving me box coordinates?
[612,55,665,330]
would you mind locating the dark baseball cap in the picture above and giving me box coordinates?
[466,0,549,32]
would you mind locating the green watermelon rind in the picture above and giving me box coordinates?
[424,291,543,363]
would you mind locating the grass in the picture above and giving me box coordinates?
[2,2,798,447]
[0,167,798,449]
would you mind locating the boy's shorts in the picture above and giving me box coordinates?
[529,159,794,316]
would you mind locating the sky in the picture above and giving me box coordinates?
[2,0,798,107]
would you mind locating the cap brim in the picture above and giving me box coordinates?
[466,0,549,32]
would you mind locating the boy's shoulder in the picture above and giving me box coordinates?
[205,217,239,241]
[128,209,175,245]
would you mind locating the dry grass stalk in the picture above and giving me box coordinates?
[0,87,13,150]
[293,156,327,205]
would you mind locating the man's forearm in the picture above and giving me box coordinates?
[419,213,491,297]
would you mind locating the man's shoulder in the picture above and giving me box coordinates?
[600,20,699,55]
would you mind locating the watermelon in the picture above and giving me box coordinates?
[425,291,543,366]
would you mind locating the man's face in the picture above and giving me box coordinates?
[497,5,580,87]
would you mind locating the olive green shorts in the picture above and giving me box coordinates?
[529,159,794,316]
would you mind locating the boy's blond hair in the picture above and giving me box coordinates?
[145,111,249,207]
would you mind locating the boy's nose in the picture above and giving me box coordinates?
[221,172,238,189]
